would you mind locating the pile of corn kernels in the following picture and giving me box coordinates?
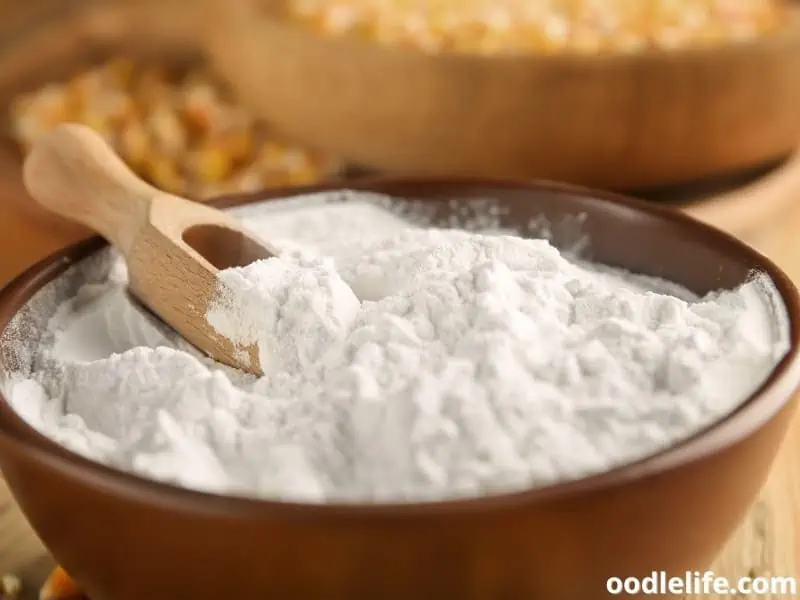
[285,0,789,54]
[9,59,343,200]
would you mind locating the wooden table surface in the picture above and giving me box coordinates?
[1,163,799,599]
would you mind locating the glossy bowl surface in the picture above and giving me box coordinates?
[1,178,799,600]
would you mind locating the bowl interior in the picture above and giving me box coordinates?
[0,178,798,512]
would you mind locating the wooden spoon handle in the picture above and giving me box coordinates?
[22,123,157,256]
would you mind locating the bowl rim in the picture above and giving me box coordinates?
[2,175,800,518]
[245,3,800,64]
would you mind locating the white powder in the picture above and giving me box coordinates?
[2,192,791,503]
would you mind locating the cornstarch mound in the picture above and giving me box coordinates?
[2,191,790,503]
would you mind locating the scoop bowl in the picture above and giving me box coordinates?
[1,178,799,600]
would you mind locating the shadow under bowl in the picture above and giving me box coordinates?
[1,178,799,600]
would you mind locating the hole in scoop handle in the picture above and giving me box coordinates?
[22,123,158,256]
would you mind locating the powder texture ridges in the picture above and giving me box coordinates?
[208,255,360,375]
[3,195,789,503]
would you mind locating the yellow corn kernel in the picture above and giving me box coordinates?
[148,105,187,156]
[29,84,72,126]
[193,144,234,183]
[287,163,327,185]
[76,113,116,145]
[145,152,184,194]
[40,566,81,600]
[70,70,106,105]
[118,118,151,170]
[257,141,291,168]
[214,128,255,165]
[182,80,220,132]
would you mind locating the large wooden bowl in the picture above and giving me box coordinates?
[1,179,800,600]
[206,2,800,190]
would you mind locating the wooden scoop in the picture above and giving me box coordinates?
[22,123,276,375]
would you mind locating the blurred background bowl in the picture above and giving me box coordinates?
[1,179,799,600]
[206,1,800,190]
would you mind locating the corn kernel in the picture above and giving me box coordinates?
[181,76,223,133]
[231,169,264,193]
[118,119,151,169]
[216,129,255,165]
[148,105,187,156]
[145,151,184,194]
[288,163,327,185]
[39,567,80,600]
[194,144,234,183]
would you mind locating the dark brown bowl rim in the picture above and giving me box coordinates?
[1,176,799,519]
[249,4,800,64]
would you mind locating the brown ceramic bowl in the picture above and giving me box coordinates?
[205,3,800,190]
[1,179,800,600]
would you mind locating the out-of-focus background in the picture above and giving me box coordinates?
[1,0,800,284]
[0,0,225,282]
[1,1,800,598]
